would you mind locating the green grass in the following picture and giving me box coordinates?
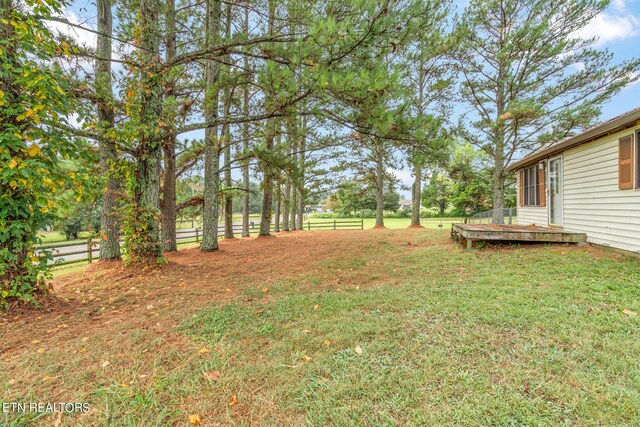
[177,245,640,425]
[362,217,460,229]
[5,229,640,426]
[37,231,95,245]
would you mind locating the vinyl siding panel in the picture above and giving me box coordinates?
[562,125,640,253]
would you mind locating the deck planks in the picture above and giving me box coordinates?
[451,223,587,249]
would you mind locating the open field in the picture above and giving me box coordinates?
[2,228,639,426]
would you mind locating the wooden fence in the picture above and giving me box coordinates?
[39,220,364,267]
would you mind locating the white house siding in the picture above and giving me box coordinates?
[562,125,640,253]
[516,174,548,226]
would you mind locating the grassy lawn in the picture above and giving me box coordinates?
[37,231,95,245]
[2,228,639,426]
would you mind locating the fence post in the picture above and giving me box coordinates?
[307,221,310,231]
[334,220,336,230]
[87,238,93,264]
[361,219,364,230]
[195,227,200,243]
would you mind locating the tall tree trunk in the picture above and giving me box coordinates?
[289,126,298,230]
[410,66,425,229]
[259,133,274,236]
[201,0,221,251]
[374,138,385,228]
[492,52,507,224]
[290,188,297,230]
[133,0,163,260]
[258,0,276,237]
[410,158,422,227]
[222,2,234,239]
[161,0,177,252]
[274,178,281,232]
[295,113,305,230]
[241,0,251,237]
[282,149,291,231]
[96,0,121,260]
[492,165,505,223]
[1,0,29,284]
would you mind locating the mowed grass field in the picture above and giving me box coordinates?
[2,228,639,426]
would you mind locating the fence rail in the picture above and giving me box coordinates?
[39,219,364,267]
[466,208,517,225]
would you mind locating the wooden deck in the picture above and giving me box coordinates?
[451,223,587,249]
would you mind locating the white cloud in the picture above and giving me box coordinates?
[47,9,97,48]
[387,168,414,197]
[578,2,640,46]
[612,0,627,13]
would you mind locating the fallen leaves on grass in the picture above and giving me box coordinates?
[229,394,238,407]
[355,345,363,355]
[203,370,220,381]
[623,309,637,317]
[301,355,313,362]
[31,340,40,344]
[36,348,45,353]
[101,360,110,368]
[53,413,63,427]
[188,414,202,425]
[262,287,268,293]
[42,376,61,382]
[199,348,210,355]
[313,304,320,311]
[323,339,331,346]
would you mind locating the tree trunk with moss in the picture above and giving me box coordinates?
[201,0,221,251]
[96,0,122,260]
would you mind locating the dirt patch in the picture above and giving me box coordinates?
[0,229,443,355]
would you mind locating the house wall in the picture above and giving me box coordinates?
[562,125,640,253]
[516,175,548,225]
[517,124,640,253]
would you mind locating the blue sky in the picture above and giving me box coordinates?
[584,0,640,118]
[59,0,640,197]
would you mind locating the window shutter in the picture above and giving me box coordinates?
[619,135,633,190]
[538,165,546,207]
[519,169,524,207]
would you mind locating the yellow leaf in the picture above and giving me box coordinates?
[9,180,17,189]
[28,144,41,157]
[101,360,110,368]
[120,383,130,388]
[8,159,17,169]
[188,415,202,425]
[301,354,313,362]
[31,339,40,344]
[37,348,45,353]
[42,375,60,382]
[313,304,320,311]
[623,309,637,317]
[228,394,238,407]
[323,339,331,346]
[355,346,363,355]
[199,348,210,355]
[262,287,268,293]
